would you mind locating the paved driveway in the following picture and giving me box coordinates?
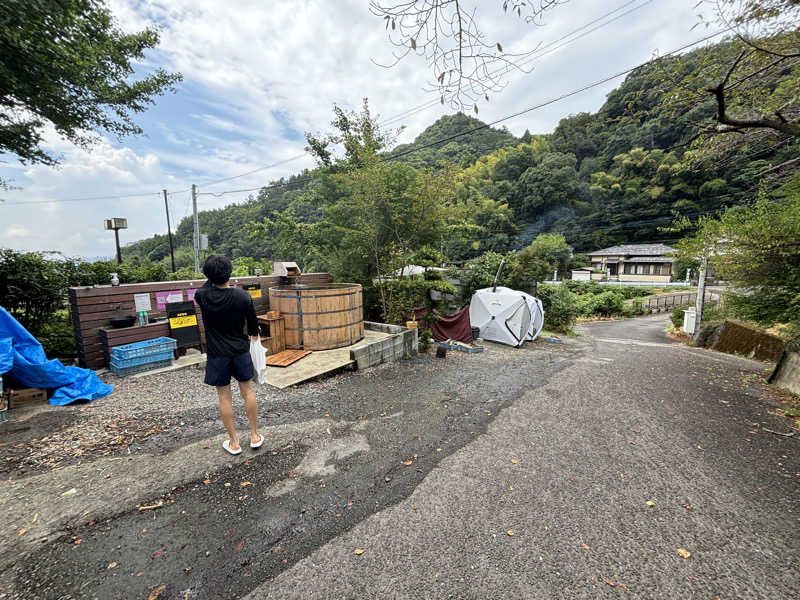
[6,315,798,599]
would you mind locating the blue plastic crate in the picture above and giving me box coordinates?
[110,357,173,377]
[111,337,177,361]
[110,348,175,370]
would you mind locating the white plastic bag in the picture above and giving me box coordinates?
[249,336,267,385]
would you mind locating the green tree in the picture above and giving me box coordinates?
[0,0,181,186]
[508,233,572,288]
[676,178,800,347]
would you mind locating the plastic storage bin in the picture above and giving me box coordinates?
[110,337,177,361]
[110,357,173,377]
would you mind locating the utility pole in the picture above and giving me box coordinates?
[163,189,176,273]
[695,255,708,326]
[192,184,200,274]
[114,229,122,265]
[103,218,128,265]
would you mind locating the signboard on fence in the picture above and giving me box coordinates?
[156,290,184,311]
[133,293,152,312]
[243,283,262,299]
[166,300,200,348]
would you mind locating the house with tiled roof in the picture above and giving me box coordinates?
[586,243,676,283]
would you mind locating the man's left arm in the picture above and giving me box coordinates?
[245,296,259,338]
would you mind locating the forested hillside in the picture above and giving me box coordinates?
[123,36,799,268]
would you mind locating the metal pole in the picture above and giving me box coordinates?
[192,184,200,273]
[114,228,122,264]
[163,189,176,273]
[695,256,708,326]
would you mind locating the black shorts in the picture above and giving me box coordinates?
[204,351,254,387]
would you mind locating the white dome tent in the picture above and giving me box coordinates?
[469,286,544,347]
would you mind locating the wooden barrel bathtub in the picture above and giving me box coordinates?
[268,284,364,350]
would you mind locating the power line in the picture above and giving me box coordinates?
[0,0,664,207]
[0,191,160,207]
[186,29,732,206]
[179,1,657,198]
[379,0,656,128]
[1,29,731,209]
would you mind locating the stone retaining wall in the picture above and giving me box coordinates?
[694,319,784,362]
[769,352,800,395]
[350,322,418,370]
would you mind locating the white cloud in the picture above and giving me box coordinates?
[1,0,705,256]
[5,226,31,238]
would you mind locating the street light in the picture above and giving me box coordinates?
[104,217,128,265]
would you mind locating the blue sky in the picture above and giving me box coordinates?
[0,0,711,257]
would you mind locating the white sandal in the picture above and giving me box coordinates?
[222,439,242,455]
[250,434,264,449]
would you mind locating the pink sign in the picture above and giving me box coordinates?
[186,288,198,304]
[156,290,184,311]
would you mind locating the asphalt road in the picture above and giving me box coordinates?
[6,315,799,599]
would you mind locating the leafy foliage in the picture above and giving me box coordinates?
[0,0,181,184]
[677,178,800,347]
[508,233,571,288]
[455,251,513,299]
[536,284,577,333]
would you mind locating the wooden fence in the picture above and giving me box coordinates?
[69,273,333,369]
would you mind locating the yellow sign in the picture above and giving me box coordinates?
[169,314,198,329]
[247,288,262,299]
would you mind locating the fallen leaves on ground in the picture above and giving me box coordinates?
[353,548,365,555]
[676,548,691,559]
[31,513,38,523]
[240,481,252,487]
[401,460,413,466]
[17,528,27,536]
[2,414,175,476]
[506,530,514,536]
[148,584,166,600]
[581,543,591,550]
[601,577,617,587]
[646,501,656,507]
[107,562,118,569]
[510,458,519,464]
[152,547,165,559]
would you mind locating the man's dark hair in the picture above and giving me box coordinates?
[203,254,233,285]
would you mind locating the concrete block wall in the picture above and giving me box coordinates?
[770,352,800,396]
[349,322,418,370]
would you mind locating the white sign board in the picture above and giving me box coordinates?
[134,293,152,312]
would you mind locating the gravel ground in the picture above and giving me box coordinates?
[2,340,571,478]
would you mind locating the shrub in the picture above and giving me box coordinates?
[537,284,578,333]
[564,281,653,299]
[591,291,626,316]
[458,251,513,299]
[419,329,433,352]
[377,276,456,324]
[670,306,685,329]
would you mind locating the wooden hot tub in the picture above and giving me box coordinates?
[268,283,364,351]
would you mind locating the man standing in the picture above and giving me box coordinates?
[195,255,263,455]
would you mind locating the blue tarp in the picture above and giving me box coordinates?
[0,306,113,405]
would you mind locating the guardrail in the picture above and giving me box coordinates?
[637,292,717,312]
